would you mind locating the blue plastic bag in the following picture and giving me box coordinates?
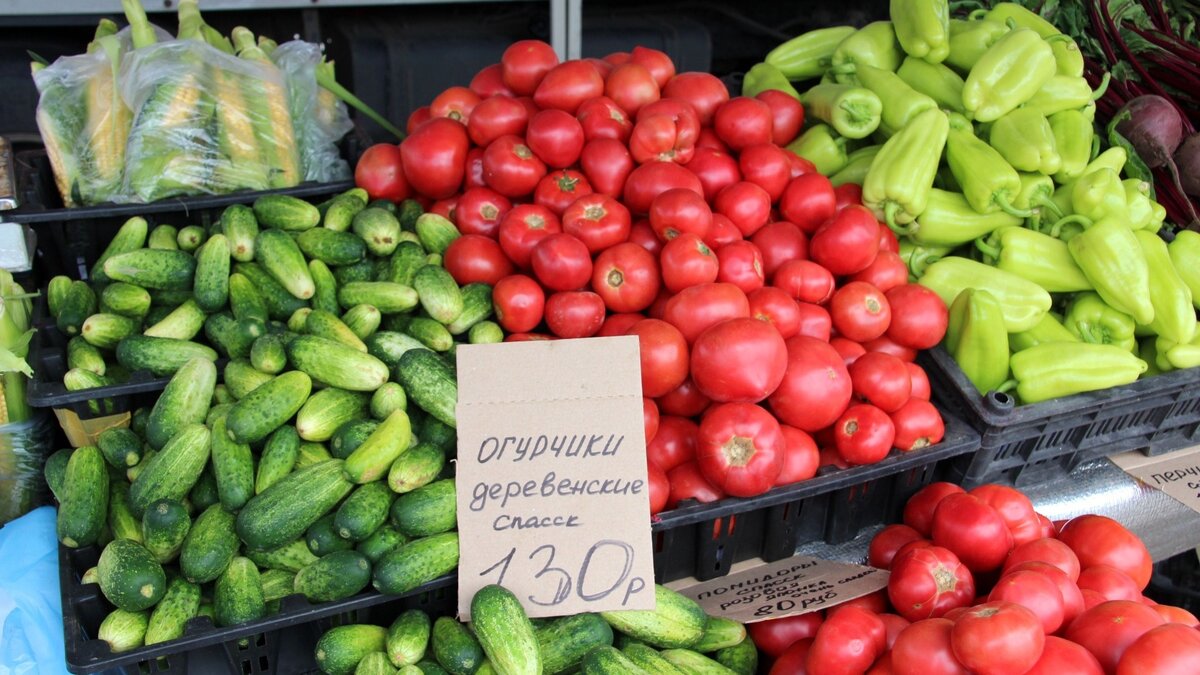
[0,506,68,675]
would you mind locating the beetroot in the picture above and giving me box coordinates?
[1115,95,1185,169]
[1177,133,1200,198]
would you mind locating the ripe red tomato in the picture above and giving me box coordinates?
[770,638,814,675]
[430,197,458,222]
[543,291,605,339]
[1065,600,1165,673]
[691,317,787,403]
[454,186,511,238]
[749,287,802,338]
[498,204,561,269]
[890,398,945,451]
[464,147,486,189]
[657,377,711,417]
[851,250,908,293]
[831,337,867,366]
[647,415,698,471]
[696,402,783,497]
[630,113,698,164]
[531,232,592,291]
[624,162,705,214]
[483,135,547,198]
[756,89,805,146]
[889,545,975,621]
[1006,560,1085,627]
[430,86,481,124]
[576,96,632,143]
[443,234,514,286]
[592,242,660,313]
[605,62,660,115]
[649,188,712,241]
[580,138,634,197]
[684,147,741,203]
[1026,636,1104,675]
[891,619,969,675]
[501,39,558,95]
[769,336,854,432]
[1057,516,1153,590]
[705,214,744,249]
[662,72,729,126]
[831,282,892,342]
[406,106,431,134]
[715,241,765,294]
[647,459,669,515]
[1077,565,1141,603]
[951,602,1045,675]
[869,524,925,570]
[628,219,663,255]
[533,60,605,113]
[663,282,751,343]
[492,274,545,333]
[638,397,659,443]
[780,174,838,234]
[808,606,887,675]
[932,493,1014,573]
[666,460,724,509]
[467,95,529,147]
[400,118,468,199]
[1151,603,1198,626]
[794,302,832,342]
[1118,622,1200,674]
[534,170,593,217]
[903,482,965,537]
[834,404,895,465]
[713,97,773,151]
[970,484,1040,545]
[849,352,912,413]
[884,285,949,350]
[810,205,881,276]
[355,144,409,202]
[629,46,675,87]
[906,363,931,400]
[587,57,614,78]
[714,182,772,237]
[878,224,900,253]
[661,233,719,293]
[1003,538,1081,581]
[696,127,728,152]
[627,318,690,397]
[863,335,918,363]
[561,193,631,253]
[525,109,585,169]
[751,614,822,659]
[988,569,1066,633]
[470,63,515,98]
[775,260,835,305]
[597,312,645,338]
[751,222,808,281]
[739,144,793,201]
[776,424,819,485]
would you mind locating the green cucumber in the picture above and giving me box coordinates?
[222,204,260,262]
[226,370,313,444]
[357,652,398,675]
[306,309,369,351]
[354,207,402,257]
[57,446,109,548]
[387,442,444,494]
[324,194,367,233]
[372,532,459,595]
[356,524,408,564]
[345,410,413,483]
[103,249,196,290]
[344,304,382,340]
[148,287,194,309]
[660,650,738,674]
[100,282,151,320]
[130,407,150,436]
[115,335,217,377]
[289,307,313,332]
[143,300,205,340]
[62,368,115,416]
[472,584,541,675]
[146,357,216,450]
[396,349,457,428]
[386,609,430,667]
[149,224,179,250]
[418,417,455,453]
[126,448,156,484]
[214,556,266,627]
[385,242,426,287]
[468,321,503,344]
[145,577,201,645]
[398,199,422,231]
[256,228,315,299]
[237,459,355,551]
[431,617,484,675]
[390,479,455,537]
[297,441,334,468]
[336,481,394,542]
[97,539,166,611]
[338,282,418,314]
[98,608,149,653]
[538,613,615,674]
[250,334,288,374]
[48,275,73,317]
[447,284,492,335]
[177,225,206,252]
[413,265,463,324]
[415,214,459,255]
[141,498,190,564]
[600,586,708,650]
[405,317,452,352]
[180,503,239,584]
[582,646,652,675]
[228,272,270,325]
[691,618,746,653]
[622,644,688,675]
[372,382,407,420]
[98,428,142,468]
[58,281,97,336]
[45,448,71,502]
[307,513,354,556]
[259,568,297,602]
[193,234,231,312]
[367,331,428,370]
[204,311,265,360]
[81,313,139,349]
[245,537,319,573]
[143,306,173,326]
[254,194,320,231]
[311,259,341,315]
[207,402,232,426]
[335,258,378,285]
[188,465,220,512]
[233,262,308,319]
[332,420,380,460]
[108,481,143,543]
[316,624,388,675]
[294,550,372,602]
[713,640,757,675]
[210,416,255,511]
[286,334,389,392]
[224,359,274,400]
[298,227,367,266]
[81,567,100,585]
[92,216,149,283]
[256,425,300,494]
[68,336,107,376]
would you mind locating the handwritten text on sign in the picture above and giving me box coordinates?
[455,337,655,619]
[1111,445,1200,515]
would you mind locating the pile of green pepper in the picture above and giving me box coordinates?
[745,0,1200,405]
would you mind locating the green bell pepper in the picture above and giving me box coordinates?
[1068,215,1155,325]
[918,256,1052,332]
[1064,292,1137,352]
[977,226,1092,293]
[945,113,1032,217]
[1124,179,1155,230]
[831,22,904,84]
[1021,73,1110,118]
[896,56,966,113]
[899,240,951,280]
[1070,168,1129,222]
[891,0,950,64]
[849,64,937,136]
[1085,147,1128,176]
[863,107,948,230]
[742,62,803,99]
[1134,230,1196,345]
[962,26,1056,122]
[946,18,1009,74]
[800,84,882,139]
[786,124,849,176]
[989,109,1061,175]
[829,145,881,187]
[909,189,1021,247]
[1010,312,1078,352]
[766,26,858,80]
[1168,230,1200,310]
[1010,342,1147,403]
[983,2,1085,77]
[946,288,1010,395]
[1049,109,1094,184]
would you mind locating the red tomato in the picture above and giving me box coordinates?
[969,485,1040,545]
[751,614,823,659]
[406,106,431,135]
[400,118,468,199]
[786,150,819,178]
[629,46,675,88]
[756,89,805,145]
[849,352,912,413]
[685,147,742,203]
[468,95,528,147]
[752,222,809,281]
[643,397,660,443]
[661,233,719,293]
[770,336,854,432]
[605,62,660,116]
[649,188,712,241]
[906,363,931,400]
[890,398,945,451]
[988,570,1066,633]
[663,282,751,343]
[1058,516,1152,590]
[807,606,886,675]
[454,187,511,238]
[603,51,631,66]
[884,285,949,350]
[705,214,744,249]
[739,144,793,201]
[831,282,892,343]
[647,415,698,471]
[592,242,661,313]
[869,524,925,570]
[492,274,545,333]
[627,318,690,397]
[775,260,835,304]
[598,312,645,337]
[1065,600,1165,673]
[1151,604,1199,626]
[355,144,409,202]
[715,241,766,294]
[810,205,881,276]
[891,619,969,675]
[691,317,787,403]
[629,220,663,255]
[543,291,605,339]
[624,162,705,214]
[776,424,819,485]
[483,134,547,198]
[561,193,631,253]
[430,197,458,221]
[795,302,832,342]
[834,183,864,210]
[878,224,900,253]
[531,232,592,291]
[696,402,784,497]
[587,57,614,78]
[696,127,729,152]
[505,332,555,342]
[889,545,975,621]
[666,460,724,509]
[1081,589,1108,610]
[430,86,481,124]
[831,337,868,367]
[903,482,965,537]
[834,404,895,465]
[533,60,605,113]
[630,113,697,164]
[851,251,908,293]
[713,97,773,151]
[932,493,1014,573]
[525,110,585,169]
[714,182,772,237]
[1005,560,1085,627]
[1077,565,1141,603]
[950,601,1045,675]
[465,147,486,189]
[580,138,634,197]
[1003,538,1081,581]
[534,170,593,217]
[770,638,814,675]
[662,72,729,126]
[576,96,633,143]
[469,63,515,98]
[863,335,918,363]
[749,287,802,338]
[501,39,558,95]
[780,174,838,234]
[498,204,561,269]
[443,234,514,286]
[1026,636,1104,675]
[647,459,669,515]
[837,591,889,617]
[657,377,712,417]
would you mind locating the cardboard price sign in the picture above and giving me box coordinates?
[670,557,889,624]
[1111,445,1200,514]
[455,336,655,619]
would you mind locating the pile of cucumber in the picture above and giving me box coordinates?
[314,584,759,675]
[44,190,494,654]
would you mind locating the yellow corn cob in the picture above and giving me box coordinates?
[82,35,130,201]
[32,62,82,206]
[231,27,300,188]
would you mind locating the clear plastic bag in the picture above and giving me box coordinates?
[272,41,353,183]
[0,414,54,526]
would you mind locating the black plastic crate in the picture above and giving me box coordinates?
[650,410,979,583]
[922,346,1200,488]
[1148,550,1200,616]
[60,543,456,675]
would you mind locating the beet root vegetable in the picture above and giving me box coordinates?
[1115,95,1185,169]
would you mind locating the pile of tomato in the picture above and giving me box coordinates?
[753,482,1200,674]
[355,40,951,513]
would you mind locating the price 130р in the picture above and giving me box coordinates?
[481,540,648,609]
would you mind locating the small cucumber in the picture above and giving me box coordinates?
[387,442,443,494]
[413,265,463,324]
[98,428,142,468]
[145,577,201,645]
[57,446,109,548]
[245,537,319,573]
[332,420,380,459]
[222,204,259,262]
[713,640,758,675]
[311,259,341,315]
[98,608,149,653]
[371,382,407,419]
[316,624,388,675]
[356,524,408,564]
[259,568,297,602]
[229,272,270,325]
[387,609,431,667]
[660,650,739,674]
[250,333,287,374]
[472,585,541,675]
[224,359,274,400]
[82,313,140,350]
[214,556,266,627]
[210,416,255,511]
[96,539,166,611]
[324,194,367,233]
[396,349,457,429]
[176,225,206,252]
[298,227,367,266]
[600,586,708,650]
[68,336,107,377]
[385,242,426,287]
[538,614,615,675]
[92,216,148,283]
[372,532,459,596]
[306,309,369,351]
[180,503,239,584]
[343,304,383,340]
[116,335,218,377]
[44,448,72,502]
[447,283,493,335]
[256,425,300,494]
[48,275,73,317]
[622,644,687,675]
[297,441,334,468]
[225,370,313,444]
[431,616,484,675]
[334,258,377,286]
[100,282,151,320]
[145,357,216,450]
[256,229,316,299]
[691,617,746,653]
[143,300,205,340]
[58,281,97,336]
[149,224,179,250]
[233,262,309,320]
[398,199,423,230]
[141,498,190,564]
[353,207,402,257]
[335,481,394,542]
[193,234,231,312]
[103,249,196,291]
[108,481,144,543]
[204,312,266,360]
[338,282,418,314]
[286,335,389,392]
[294,549,372,602]
[254,194,320,231]
[415,214,459,255]
[356,652,397,675]
[307,513,354,556]
[344,410,413,484]
[406,317,453,352]
[468,321,504,344]
[390,479,455,537]
[367,331,428,370]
